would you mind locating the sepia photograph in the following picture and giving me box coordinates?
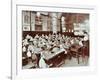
[10,0,98,79]
[22,11,89,69]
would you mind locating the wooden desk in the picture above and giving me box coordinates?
[70,44,81,64]
[43,49,67,67]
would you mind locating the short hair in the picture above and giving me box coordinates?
[41,47,45,50]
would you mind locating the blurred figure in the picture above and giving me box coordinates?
[39,47,48,68]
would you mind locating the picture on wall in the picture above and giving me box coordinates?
[22,11,89,69]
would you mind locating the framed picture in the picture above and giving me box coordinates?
[12,1,97,80]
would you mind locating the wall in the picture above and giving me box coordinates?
[0,0,99,80]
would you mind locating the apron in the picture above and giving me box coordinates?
[39,53,47,68]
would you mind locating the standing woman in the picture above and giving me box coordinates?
[39,47,48,68]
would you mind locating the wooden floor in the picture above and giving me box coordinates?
[22,56,89,69]
[61,56,88,67]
